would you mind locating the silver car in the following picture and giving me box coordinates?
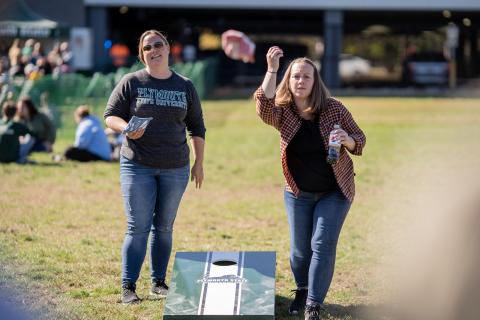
[339,54,372,80]
[405,52,449,85]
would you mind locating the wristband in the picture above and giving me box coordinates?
[267,71,277,73]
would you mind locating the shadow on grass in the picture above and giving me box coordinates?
[276,295,392,320]
[322,303,393,319]
[275,294,291,317]
[26,161,62,167]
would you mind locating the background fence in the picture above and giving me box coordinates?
[1,57,219,111]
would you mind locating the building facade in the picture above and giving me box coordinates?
[22,0,480,87]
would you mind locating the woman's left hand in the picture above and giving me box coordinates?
[334,128,356,151]
[191,161,204,189]
[126,128,145,140]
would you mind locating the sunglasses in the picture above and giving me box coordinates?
[143,41,164,52]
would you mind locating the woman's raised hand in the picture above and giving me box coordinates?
[266,46,284,72]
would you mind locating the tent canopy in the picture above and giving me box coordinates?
[0,0,60,38]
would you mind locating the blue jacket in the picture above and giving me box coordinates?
[75,115,111,160]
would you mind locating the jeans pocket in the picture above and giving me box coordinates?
[120,145,135,160]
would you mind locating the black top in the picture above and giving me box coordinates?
[286,118,338,192]
[104,69,206,168]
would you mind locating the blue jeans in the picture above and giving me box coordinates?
[284,189,351,304]
[30,139,49,152]
[120,156,189,285]
[17,134,35,164]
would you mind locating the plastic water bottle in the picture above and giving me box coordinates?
[326,124,341,165]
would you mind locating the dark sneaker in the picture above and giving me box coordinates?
[289,288,308,315]
[150,279,169,299]
[304,303,323,320]
[122,283,140,304]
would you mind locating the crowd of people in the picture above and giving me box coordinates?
[1,38,73,82]
[0,97,56,164]
[0,38,129,165]
[0,97,123,164]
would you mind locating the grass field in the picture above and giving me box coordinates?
[1,97,480,319]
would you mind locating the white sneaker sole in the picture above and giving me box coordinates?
[149,291,167,300]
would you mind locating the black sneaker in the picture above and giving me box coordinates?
[288,288,308,315]
[150,279,169,299]
[122,283,140,304]
[304,303,323,320]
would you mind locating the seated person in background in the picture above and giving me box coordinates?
[0,101,33,164]
[62,105,112,162]
[16,97,56,152]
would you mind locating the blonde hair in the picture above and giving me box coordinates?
[275,57,330,115]
[75,105,90,119]
[137,30,169,65]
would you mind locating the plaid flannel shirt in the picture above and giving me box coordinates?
[254,87,366,202]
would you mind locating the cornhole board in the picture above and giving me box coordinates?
[163,251,276,319]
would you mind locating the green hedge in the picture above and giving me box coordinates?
[13,58,218,107]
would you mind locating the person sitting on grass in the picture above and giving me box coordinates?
[16,97,56,153]
[58,105,112,162]
[0,101,33,164]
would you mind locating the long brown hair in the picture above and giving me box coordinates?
[18,97,38,117]
[137,30,169,65]
[275,57,330,115]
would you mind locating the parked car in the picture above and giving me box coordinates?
[339,54,372,80]
[404,52,449,85]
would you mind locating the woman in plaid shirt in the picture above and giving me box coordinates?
[254,46,366,320]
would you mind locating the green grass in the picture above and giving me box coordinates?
[1,97,480,319]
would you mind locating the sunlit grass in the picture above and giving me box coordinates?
[1,97,479,319]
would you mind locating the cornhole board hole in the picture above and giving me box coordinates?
[163,251,276,319]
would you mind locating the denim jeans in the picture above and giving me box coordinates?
[120,156,189,285]
[17,134,35,164]
[30,139,48,152]
[284,189,351,304]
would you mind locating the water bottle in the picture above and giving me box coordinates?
[326,124,341,165]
